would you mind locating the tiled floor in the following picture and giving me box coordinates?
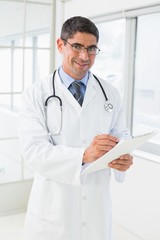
[112,222,144,240]
[0,212,143,240]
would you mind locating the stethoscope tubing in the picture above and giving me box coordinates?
[45,70,62,108]
[44,70,114,136]
[92,74,108,102]
[45,70,112,110]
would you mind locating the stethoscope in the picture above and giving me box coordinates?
[44,70,113,136]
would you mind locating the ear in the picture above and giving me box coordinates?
[57,38,64,53]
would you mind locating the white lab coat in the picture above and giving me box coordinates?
[18,72,129,240]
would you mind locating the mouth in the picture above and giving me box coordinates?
[74,60,89,68]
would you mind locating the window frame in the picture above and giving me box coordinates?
[0,0,52,111]
[92,4,160,156]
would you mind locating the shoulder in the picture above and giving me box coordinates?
[21,74,53,111]
[23,74,53,97]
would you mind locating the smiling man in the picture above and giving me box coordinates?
[57,32,97,79]
[18,16,133,240]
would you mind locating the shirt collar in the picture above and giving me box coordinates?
[58,66,89,88]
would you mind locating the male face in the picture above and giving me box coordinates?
[57,32,98,80]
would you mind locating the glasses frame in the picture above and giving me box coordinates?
[62,39,100,55]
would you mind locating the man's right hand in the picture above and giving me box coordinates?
[82,134,119,164]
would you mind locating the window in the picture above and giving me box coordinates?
[0,0,52,183]
[92,19,126,96]
[0,1,51,111]
[133,13,160,152]
[93,8,160,155]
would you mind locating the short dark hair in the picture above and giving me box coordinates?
[60,16,99,42]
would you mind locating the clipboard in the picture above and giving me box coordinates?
[81,130,158,175]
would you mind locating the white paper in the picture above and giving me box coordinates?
[81,130,158,175]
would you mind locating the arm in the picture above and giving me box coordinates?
[82,134,133,172]
[18,89,84,185]
[81,81,133,181]
[108,154,133,171]
[82,134,119,163]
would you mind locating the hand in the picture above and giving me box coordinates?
[108,154,133,171]
[83,134,119,163]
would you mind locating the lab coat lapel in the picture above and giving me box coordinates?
[82,75,97,109]
[54,73,83,111]
[54,72,97,112]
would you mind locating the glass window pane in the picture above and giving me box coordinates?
[13,94,22,110]
[14,37,23,47]
[0,39,11,47]
[0,48,11,92]
[0,108,22,182]
[37,33,50,48]
[92,19,126,96]
[0,1,24,47]
[0,139,22,183]
[133,13,160,145]
[25,36,33,48]
[24,49,33,89]
[0,95,11,110]
[0,0,52,183]
[0,109,17,138]
[13,49,23,92]
[25,3,52,47]
[37,49,50,80]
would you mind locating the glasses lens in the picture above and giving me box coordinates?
[88,47,100,55]
[72,44,83,53]
[63,39,100,55]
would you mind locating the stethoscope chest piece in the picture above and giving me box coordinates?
[104,101,113,113]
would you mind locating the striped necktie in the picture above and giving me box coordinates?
[69,81,86,106]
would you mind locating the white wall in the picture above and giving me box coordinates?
[111,153,160,240]
[64,0,160,19]
[0,110,18,138]
[0,179,33,216]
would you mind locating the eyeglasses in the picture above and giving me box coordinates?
[62,39,100,55]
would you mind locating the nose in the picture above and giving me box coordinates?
[79,49,89,61]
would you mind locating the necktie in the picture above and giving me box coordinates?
[69,81,86,106]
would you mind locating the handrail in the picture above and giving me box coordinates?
[0,137,18,141]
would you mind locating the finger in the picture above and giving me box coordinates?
[96,134,119,143]
[120,154,133,160]
[108,155,133,169]
[111,158,133,167]
[98,145,115,152]
[108,162,131,171]
[120,155,133,166]
[108,162,122,170]
[96,138,119,149]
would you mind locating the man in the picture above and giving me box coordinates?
[18,16,133,240]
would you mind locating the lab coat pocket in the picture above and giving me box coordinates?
[41,179,58,222]
[27,177,58,222]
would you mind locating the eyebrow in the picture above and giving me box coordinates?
[72,42,98,48]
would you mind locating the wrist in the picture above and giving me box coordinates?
[82,149,88,164]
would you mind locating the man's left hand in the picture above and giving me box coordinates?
[108,154,133,171]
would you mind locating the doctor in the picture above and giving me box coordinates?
[18,16,133,240]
